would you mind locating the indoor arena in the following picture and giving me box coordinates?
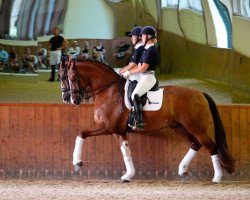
[0,0,250,199]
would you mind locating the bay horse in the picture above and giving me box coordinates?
[60,60,234,183]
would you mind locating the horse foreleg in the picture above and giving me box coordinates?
[73,136,85,171]
[72,128,113,171]
[117,135,135,183]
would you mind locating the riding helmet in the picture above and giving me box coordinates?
[130,26,143,36]
[140,26,157,37]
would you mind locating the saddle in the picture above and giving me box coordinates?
[126,79,162,131]
[127,79,159,106]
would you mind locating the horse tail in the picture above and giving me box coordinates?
[203,93,235,173]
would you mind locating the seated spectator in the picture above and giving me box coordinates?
[0,44,9,71]
[61,40,69,62]
[9,46,19,72]
[93,41,105,63]
[113,41,132,66]
[79,41,91,60]
[22,48,37,73]
[37,43,47,69]
[67,41,80,61]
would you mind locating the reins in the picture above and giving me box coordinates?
[81,79,119,100]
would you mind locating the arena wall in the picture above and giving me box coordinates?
[0,103,249,181]
[159,30,250,98]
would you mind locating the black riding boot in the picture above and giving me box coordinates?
[129,94,144,130]
[48,65,56,81]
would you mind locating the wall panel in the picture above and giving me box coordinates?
[0,103,250,181]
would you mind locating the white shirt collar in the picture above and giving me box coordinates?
[134,42,144,49]
[145,43,154,49]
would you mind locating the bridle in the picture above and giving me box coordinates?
[58,60,70,94]
[67,61,85,99]
[67,61,122,102]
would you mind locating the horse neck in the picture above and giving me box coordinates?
[78,62,119,91]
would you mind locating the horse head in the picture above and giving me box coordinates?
[67,61,89,105]
[58,59,71,103]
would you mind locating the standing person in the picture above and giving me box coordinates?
[48,27,67,82]
[122,26,159,130]
[93,41,105,63]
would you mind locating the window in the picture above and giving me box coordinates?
[189,0,203,12]
[9,0,23,38]
[241,0,250,17]
[108,0,122,2]
[162,0,202,12]
[232,0,250,18]
[208,0,229,48]
[161,0,178,8]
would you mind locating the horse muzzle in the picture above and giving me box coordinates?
[72,97,81,106]
[62,92,71,103]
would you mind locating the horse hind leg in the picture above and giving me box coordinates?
[195,133,223,183]
[177,128,202,178]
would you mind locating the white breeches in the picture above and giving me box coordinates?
[124,74,140,102]
[50,50,61,65]
[131,73,156,100]
[129,74,140,82]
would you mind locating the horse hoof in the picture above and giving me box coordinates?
[180,172,189,180]
[74,162,83,171]
[121,179,130,183]
[212,180,221,184]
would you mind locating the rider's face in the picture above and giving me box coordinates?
[131,35,137,45]
[142,34,147,45]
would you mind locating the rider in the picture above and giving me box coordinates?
[119,26,144,129]
[119,26,144,76]
[122,26,159,129]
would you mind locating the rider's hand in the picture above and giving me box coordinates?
[122,71,130,79]
[118,69,123,74]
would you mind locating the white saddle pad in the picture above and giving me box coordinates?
[125,88,164,111]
